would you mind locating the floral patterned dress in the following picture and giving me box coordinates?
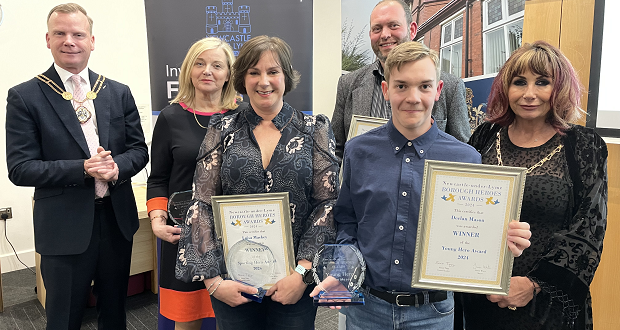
[176,102,339,283]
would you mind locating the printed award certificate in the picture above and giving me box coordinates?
[411,160,526,295]
[212,193,295,291]
[341,115,390,184]
[347,115,389,141]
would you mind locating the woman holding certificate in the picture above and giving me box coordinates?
[464,41,608,329]
[175,35,339,330]
[147,38,241,329]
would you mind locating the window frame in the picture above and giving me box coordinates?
[440,11,465,77]
[483,0,524,31]
[482,0,525,74]
[441,12,464,48]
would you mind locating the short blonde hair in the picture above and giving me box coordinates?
[383,41,440,83]
[172,37,239,110]
[48,3,93,35]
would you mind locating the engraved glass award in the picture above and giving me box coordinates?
[226,239,277,303]
[312,244,366,306]
[168,190,193,225]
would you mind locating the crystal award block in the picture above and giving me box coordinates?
[312,244,366,306]
[226,239,277,303]
[168,190,193,225]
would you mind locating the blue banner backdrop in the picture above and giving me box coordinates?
[145,0,313,116]
[463,74,496,134]
[143,1,313,328]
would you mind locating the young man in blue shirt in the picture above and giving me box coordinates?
[331,0,471,162]
[311,42,531,329]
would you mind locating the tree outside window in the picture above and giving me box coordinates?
[341,18,371,72]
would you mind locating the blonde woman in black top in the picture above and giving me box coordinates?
[147,37,240,329]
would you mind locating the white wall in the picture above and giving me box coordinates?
[0,0,341,273]
[595,0,620,130]
[313,0,341,118]
[0,0,152,273]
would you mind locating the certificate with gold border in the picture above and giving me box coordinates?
[343,115,389,184]
[347,115,389,141]
[212,192,295,289]
[411,160,526,295]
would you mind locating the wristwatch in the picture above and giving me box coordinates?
[295,264,314,285]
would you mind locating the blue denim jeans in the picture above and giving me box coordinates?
[343,288,454,330]
[210,285,317,330]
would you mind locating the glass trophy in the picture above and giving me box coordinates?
[168,190,193,225]
[312,244,366,306]
[226,239,277,303]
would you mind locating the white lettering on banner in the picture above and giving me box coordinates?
[167,81,178,99]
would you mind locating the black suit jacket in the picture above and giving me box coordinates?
[6,65,149,256]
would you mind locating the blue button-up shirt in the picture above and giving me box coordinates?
[335,119,481,293]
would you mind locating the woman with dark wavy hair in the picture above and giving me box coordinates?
[174,36,339,330]
[462,40,607,329]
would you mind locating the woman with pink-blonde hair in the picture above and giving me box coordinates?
[463,40,607,330]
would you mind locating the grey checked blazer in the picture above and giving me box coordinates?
[331,61,471,161]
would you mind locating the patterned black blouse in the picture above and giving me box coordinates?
[175,102,339,283]
[465,123,608,330]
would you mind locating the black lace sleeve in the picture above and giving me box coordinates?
[296,114,339,261]
[175,114,237,282]
[528,125,608,323]
[468,121,501,154]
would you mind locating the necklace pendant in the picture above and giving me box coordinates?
[62,92,73,100]
[75,106,92,124]
[86,91,97,100]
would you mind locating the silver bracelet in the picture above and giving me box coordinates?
[209,277,224,296]
[206,276,221,292]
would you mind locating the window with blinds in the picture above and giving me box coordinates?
[483,0,524,74]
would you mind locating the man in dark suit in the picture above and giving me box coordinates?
[5,3,148,329]
[332,0,471,161]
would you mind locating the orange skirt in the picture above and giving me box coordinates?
[159,287,215,322]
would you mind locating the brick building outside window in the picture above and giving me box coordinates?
[411,0,525,78]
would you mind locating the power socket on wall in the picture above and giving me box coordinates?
[1,207,13,220]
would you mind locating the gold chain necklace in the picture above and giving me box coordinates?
[184,102,224,129]
[495,130,563,174]
[36,74,105,124]
[193,110,207,129]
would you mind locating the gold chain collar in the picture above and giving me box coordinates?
[495,130,563,174]
[36,74,105,102]
[36,74,105,124]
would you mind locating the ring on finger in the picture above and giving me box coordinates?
[508,306,517,311]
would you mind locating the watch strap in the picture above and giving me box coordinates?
[295,265,314,285]
[295,264,307,276]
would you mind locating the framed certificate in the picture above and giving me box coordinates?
[347,115,389,140]
[411,160,526,295]
[212,193,295,289]
[342,115,390,185]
